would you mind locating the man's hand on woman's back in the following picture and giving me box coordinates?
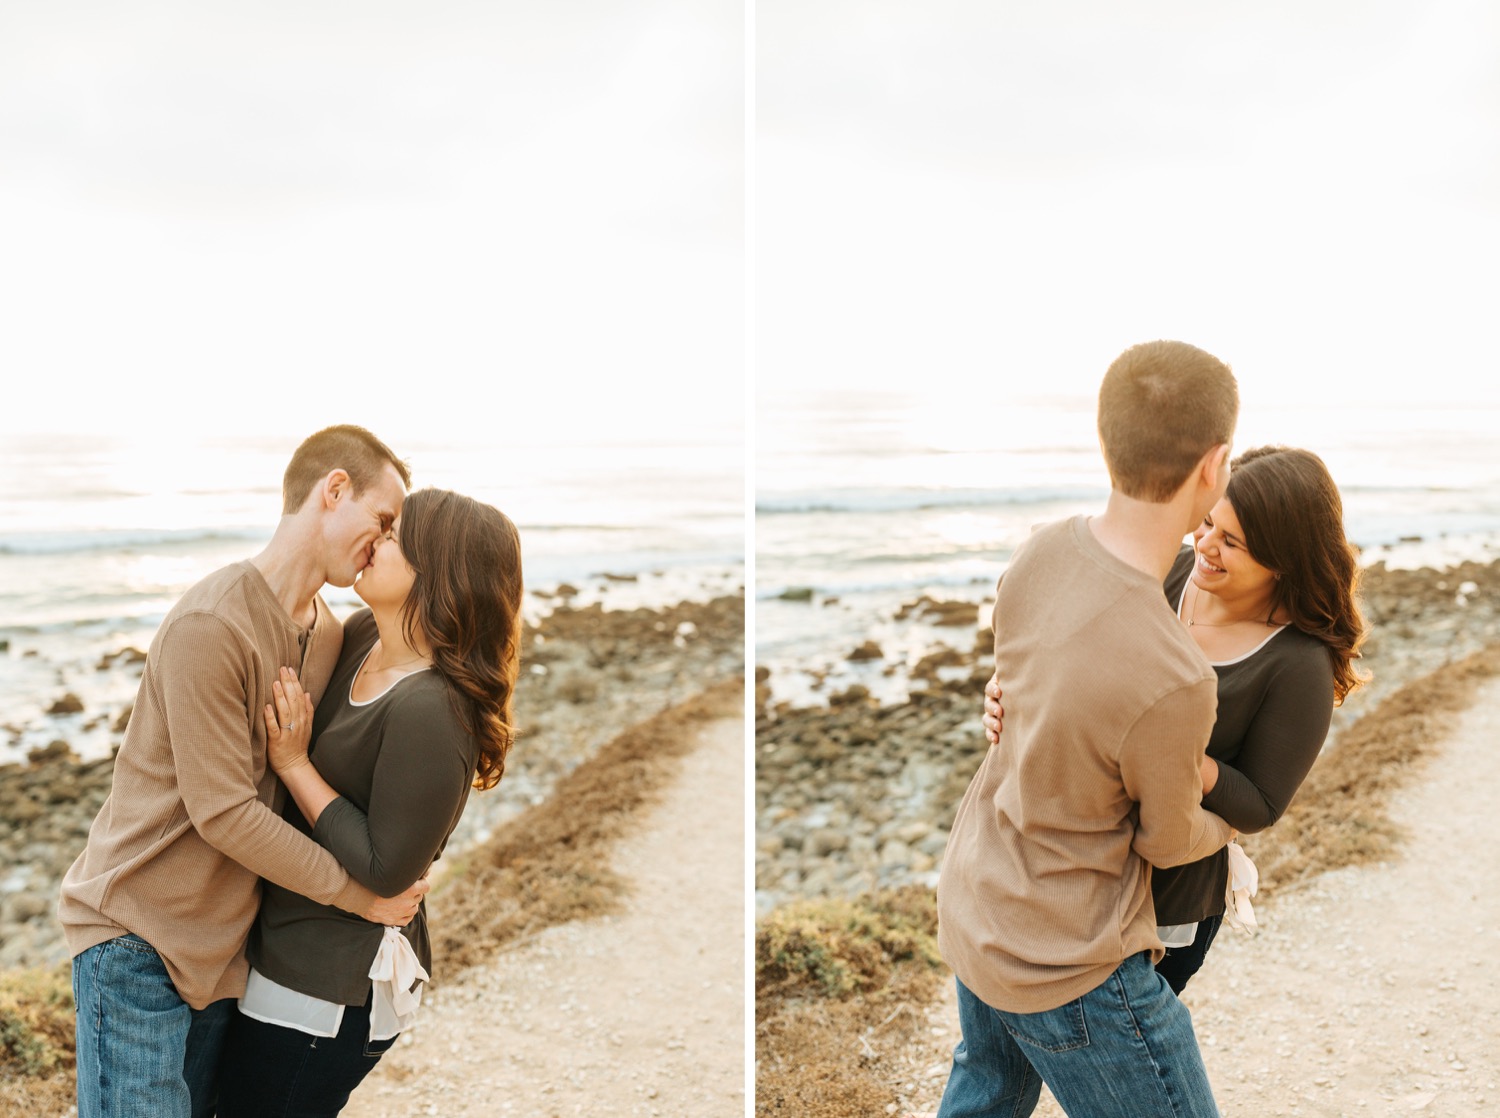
[982,674,1004,744]
[364,876,431,927]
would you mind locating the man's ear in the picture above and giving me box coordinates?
[320,468,353,509]
[1201,443,1230,492]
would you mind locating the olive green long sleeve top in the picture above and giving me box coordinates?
[247,609,479,1005]
[1152,548,1335,923]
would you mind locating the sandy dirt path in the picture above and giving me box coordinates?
[900,677,1500,1118]
[344,714,746,1118]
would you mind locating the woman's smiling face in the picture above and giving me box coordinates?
[354,516,416,610]
[1191,498,1278,600]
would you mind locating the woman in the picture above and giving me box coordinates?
[216,488,523,1116]
[983,445,1367,992]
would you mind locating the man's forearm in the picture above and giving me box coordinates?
[1133,804,1234,868]
[191,794,357,907]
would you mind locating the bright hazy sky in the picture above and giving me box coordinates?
[6,4,1496,446]
[1,2,743,444]
[757,1,1500,409]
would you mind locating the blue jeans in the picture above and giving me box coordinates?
[72,933,235,1118]
[215,995,397,1117]
[936,954,1220,1118]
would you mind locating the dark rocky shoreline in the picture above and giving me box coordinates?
[0,594,744,972]
[754,559,1500,915]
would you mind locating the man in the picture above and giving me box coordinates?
[60,425,429,1118]
[933,341,1240,1117]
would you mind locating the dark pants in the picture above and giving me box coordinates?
[216,996,397,1118]
[1155,914,1224,995]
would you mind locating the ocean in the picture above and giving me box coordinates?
[0,429,744,764]
[756,393,1500,706]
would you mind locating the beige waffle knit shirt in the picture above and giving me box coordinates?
[937,516,1235,1014]
[58,561,378,1009]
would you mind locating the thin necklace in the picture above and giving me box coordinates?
[1187,584,1273,628]
[363,646,430,674]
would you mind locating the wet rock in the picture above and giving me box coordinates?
[113,704,134,733]
[26,741,74,765]
[912,647,973,681]
[755,668,773,721]
[847,640,884,662]
[778,587,815,602]
[97,647,147,670]
[47,693,85,716]
[828,684,872,706]
[895,594,984,626]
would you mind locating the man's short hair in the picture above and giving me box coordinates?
[282,425,411,513]
[1097,341,1238,502]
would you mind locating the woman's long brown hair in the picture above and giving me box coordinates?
[1226,446,1369,705]
[398,488,523,790]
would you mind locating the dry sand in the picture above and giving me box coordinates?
[896,676,1500,1118]
[343,713,747,1118]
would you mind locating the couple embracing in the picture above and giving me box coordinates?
[926,341,1366,1117]
[59,425,524,1117]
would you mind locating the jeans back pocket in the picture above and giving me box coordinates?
[1001,998,1090,1053]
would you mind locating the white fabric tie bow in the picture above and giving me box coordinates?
[368,925,430,1038]
[1223,841,1259,935]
